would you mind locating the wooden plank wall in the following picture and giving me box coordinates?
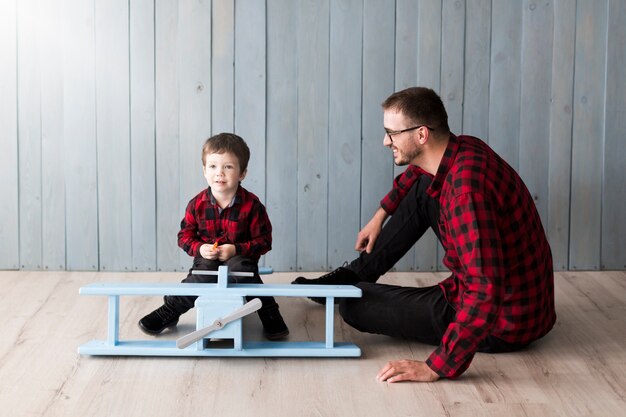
[0,0,19,270]
[0,0,624,272]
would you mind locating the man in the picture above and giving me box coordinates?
[293,87,556,382]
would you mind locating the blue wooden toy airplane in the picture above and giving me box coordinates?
[78,266,362,357]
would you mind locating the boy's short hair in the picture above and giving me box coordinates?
[382,87,450,133]
[202,133,251,172]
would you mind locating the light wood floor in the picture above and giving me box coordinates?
[0,270,624,417]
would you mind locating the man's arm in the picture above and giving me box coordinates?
[355,207,388,253]
[376,192,504,382]
[379,165,425,215]
[356,166,425,252]
[426,192,504,378]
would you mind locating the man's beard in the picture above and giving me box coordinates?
[393,145,422,166]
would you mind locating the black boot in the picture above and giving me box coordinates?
[292,267,360,305]
[138,304,181,335]
[291,266,360,286]
[257,305,289,341]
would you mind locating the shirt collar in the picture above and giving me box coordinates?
[427,133,460,199]
[207,185,241,212]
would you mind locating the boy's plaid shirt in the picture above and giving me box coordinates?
[178,185,272,261]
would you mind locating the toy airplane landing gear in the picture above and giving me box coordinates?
[78,266,362,357]
[179,297,261,350]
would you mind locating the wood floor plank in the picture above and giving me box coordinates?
[0,270,624,416]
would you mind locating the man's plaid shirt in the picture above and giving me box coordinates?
[381,134,556,378]
[178,185,272,261]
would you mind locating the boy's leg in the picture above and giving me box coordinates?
[338,282,454,345]
[224,256,276,306]
[138,257,219,335]
[164,257,220,314]
[226,256,289,340]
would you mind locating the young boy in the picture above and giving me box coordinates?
[138,133,289,340]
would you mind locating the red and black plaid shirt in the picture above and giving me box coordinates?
[178,185,272,261]
[381,134,556,378]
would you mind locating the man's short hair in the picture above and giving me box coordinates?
[382,87,450,133]
[202,133,251,172]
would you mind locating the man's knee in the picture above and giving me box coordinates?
[339,298,367,332]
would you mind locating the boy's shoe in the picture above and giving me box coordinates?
[258,306,289,341]
[138,304,180,335]
[291,267,360,305]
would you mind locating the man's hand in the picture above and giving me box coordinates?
[376,360,440,383]
[355,208,388,253]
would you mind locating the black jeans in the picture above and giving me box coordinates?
[165,255,279,314]
[339,175,523,353]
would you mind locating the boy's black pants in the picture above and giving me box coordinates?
[165,255,278,314]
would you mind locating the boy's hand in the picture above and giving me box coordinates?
[215,244,236,261]
[199,243,235,261]
[199,243,219,260]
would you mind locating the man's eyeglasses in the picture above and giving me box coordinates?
[385,125,434,142]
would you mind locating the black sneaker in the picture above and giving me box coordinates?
[138,304,180,335]
[258,306,289,341]
[291,266,360,305]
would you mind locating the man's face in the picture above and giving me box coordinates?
[383,109,422,166]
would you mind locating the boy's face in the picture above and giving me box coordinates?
[203,151,247,194]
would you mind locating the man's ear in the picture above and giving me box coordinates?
[418,126,429,145]
[239,168,248,182]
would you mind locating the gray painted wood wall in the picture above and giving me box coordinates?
[0,0,624,273]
